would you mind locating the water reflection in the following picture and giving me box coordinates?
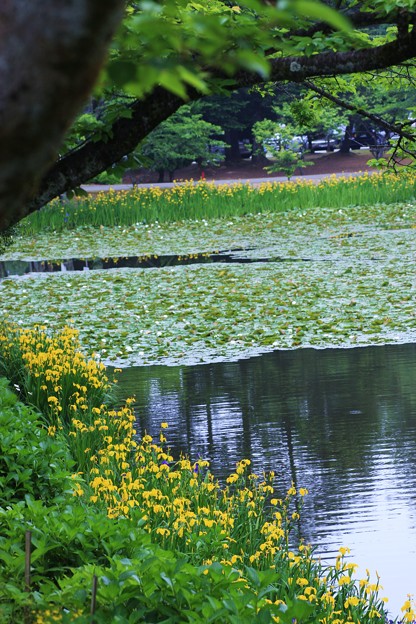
[0,249,262,279]
[116,344,416,616]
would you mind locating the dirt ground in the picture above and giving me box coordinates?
[123,149,378,184]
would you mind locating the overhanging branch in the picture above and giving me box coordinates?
[304,80,416,140]
[23,23,416,222]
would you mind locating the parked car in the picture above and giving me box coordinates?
[309,134,340,152]
[387,132,400,145]
[349,131,383,149]
[289,135,309,154]
[264,133,308,158]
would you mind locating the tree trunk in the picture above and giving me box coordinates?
[339,122,354,154]
[0,0,124,231]
[224,129,241,162]
[251,138,269,166]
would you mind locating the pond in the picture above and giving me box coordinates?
[116,342,416,618]
[3,201,416,617]
[0,249,255,279]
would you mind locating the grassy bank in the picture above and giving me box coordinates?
[20,170,416,234]
[0,324,408,623]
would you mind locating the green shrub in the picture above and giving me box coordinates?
[0,378,74,506]
[0,496,295,624]
[0,494,310,624]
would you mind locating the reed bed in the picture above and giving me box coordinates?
[21,171,416,234]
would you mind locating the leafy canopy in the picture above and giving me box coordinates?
[103,0,353,100]
[12,0,416,228]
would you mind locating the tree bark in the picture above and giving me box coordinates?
[340,121,354,154]
[27,88,184,215]
[0,0,124,231]
[224,129,241,162]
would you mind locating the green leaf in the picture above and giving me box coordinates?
[159,72,188,100]
[245,566,261,588]
[177,66,209,94]
[107,61,138,88]
[160,571,174,589]
[293,0,351,31]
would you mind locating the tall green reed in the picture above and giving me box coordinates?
[20,171,416,234]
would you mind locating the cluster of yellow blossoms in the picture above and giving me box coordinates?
[1,322,415,623]
[23,168,416,236]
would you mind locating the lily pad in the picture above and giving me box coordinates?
[1,202,416,367]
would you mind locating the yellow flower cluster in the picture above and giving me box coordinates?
[401,595,416,623]
[32,608,83,624]
[0,323,133,472]
[0,323,396,622]
[0,323,111,424]
[88,434,285,565]
[24,167,416,238]
[87,170,416,209]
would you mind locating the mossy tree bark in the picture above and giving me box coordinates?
[0,0,124,231]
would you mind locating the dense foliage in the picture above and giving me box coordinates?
[138,105,226,181]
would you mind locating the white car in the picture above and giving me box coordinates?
[309,135,340,152]
[264,134,307,158]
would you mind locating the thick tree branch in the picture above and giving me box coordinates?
[266,29,416,83]
[292,6,414,38]
[23,28,416,220]
[28,89,184,213]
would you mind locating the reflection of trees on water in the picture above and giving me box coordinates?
[118,343,416,543]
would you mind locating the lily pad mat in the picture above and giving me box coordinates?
[0,202,415,367]
[2,202,415,261]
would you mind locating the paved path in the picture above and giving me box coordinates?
[81,170,370,194]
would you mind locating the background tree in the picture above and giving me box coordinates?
[192,88,287,162]
[137,106,227,181]
[192,93,253,162]
[302,69,416,156]
[192,84,319,162]
[252,119,313,179]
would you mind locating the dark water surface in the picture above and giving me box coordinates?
[0,249,264,279]
[117,344,416,617]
